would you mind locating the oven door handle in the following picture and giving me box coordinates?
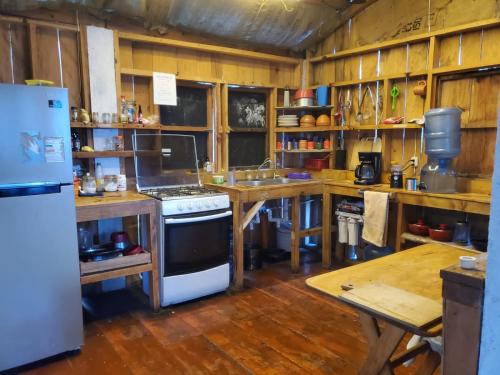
[164,210,232,224]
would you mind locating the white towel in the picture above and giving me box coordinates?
[362,191,389,247]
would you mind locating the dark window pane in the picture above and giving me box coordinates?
[229,133,266,167]
[160,86,207,126]
[165,131,208,168]
[228,91,266,128]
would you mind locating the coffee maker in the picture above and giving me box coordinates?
[354,152,382,185]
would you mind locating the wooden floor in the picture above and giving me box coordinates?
[18,259,437,375]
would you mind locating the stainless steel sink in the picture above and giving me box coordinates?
[238,178,293,186]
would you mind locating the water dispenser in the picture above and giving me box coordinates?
[420,107,461,193]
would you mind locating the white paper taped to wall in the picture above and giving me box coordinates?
[153,72,177,106]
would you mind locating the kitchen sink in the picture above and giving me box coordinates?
[238,178,294,186]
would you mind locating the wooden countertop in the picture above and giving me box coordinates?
[307,243,474,334]
[75,191,154,207]
[206,179,323,202]
[323,180,491,214]
[75,191,156,222]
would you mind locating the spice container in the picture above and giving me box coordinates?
[292,138,298,150]
[71,107,79,121]
[276,140,283,150]
[299,139,307,150]
[307,139,315,150]
[315,138,323,150]
[323,138,330,149]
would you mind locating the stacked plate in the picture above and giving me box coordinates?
[278,115,299,127]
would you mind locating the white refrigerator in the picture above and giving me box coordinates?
[0,84,83,371]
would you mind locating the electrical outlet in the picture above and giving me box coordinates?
[410,156,419,168]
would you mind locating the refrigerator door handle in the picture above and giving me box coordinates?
[0,182,69,198]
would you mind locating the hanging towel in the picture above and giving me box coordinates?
[362,191,389,247]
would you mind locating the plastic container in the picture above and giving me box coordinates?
[316,86,329,106]
[424,107,462,159]
[304,157,329,170]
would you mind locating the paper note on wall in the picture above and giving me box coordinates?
[153,72,177,106]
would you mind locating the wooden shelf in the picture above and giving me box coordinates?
[80,252,152,285]
[72,151,134,158]
[229,127,267,133]
[309,18,500,64]
[275,149,333,153]
[432,62,500,76]
[275,126,333,132]
[160,125,211,132]
[401,232,479,253]
[330,71,428,88]
[275,105,334,110]
[71,121,161,130]
[349,124,423,130]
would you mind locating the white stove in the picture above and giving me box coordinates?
[140,185,232,307]
[141,186,230,216]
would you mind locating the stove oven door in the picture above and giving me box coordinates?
[162,209,232,276]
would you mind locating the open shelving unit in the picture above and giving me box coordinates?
[400,232,479,253]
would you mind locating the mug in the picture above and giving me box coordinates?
[413,80,427,96]
[316,85,329,106]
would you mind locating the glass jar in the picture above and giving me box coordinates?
[113,135,124,151]
[103,175,118,192]
[81,173,96,194]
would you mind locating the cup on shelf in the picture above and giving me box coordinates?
[102,112,111,124]
[92,112,100,124]
[112,113,119,123]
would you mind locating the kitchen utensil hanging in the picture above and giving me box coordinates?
[390,85,400,112]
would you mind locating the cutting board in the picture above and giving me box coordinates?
[339,282,442,328]
[348,137,382,170]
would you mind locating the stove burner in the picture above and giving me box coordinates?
[142,186,221,200]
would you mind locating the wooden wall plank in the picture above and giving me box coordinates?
[60,29,81,108]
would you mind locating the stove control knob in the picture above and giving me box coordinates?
[196,202,202,209]
[187,203,193,210]
[204,200,211,208]
[213,200,219,208]
[177,203,184,211]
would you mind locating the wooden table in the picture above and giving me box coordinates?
[207,180,323,289]
[75,191,160,311]
[306,243,479,375]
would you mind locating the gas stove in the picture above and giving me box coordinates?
[141,186,230,216]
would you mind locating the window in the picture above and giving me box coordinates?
[227,89,268,168]
[159,86,208,126]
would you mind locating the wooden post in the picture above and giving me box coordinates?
[291,196,301,272]
[322,190,332,268]
[395,202,406,252]
[232,200,244,289]
[148,210,160,312]
[28,23,38,78]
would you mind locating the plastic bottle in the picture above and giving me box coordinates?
[95,162,104,192]
[203,157,213,173]
[120,96,128,123]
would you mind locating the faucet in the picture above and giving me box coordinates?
[257,158,280,179]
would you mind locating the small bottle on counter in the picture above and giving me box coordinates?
[138,105,143,124]
[71,107,79,121]
[203,156,213,173]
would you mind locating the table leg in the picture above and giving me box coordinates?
[232,200,244,289]
[291,196,301,273]
[415,350,441,375]
[358,312,405,375]
[395,202,406,252]
[148,212,160,312]
[322,190,332,268]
